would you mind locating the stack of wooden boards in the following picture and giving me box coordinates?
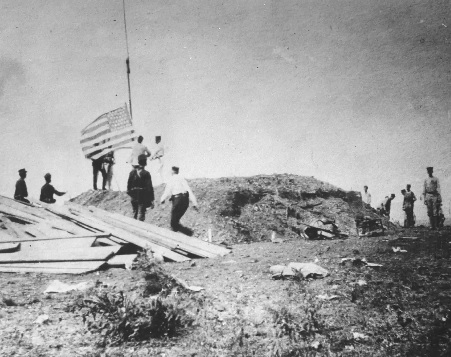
[0,195,230,274]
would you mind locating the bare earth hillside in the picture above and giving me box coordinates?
[71,174,383,243]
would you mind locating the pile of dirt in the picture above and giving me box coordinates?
[71,174,384,243]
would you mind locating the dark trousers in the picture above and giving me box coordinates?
[132,201,146,221]
[170,194,189,231]
[93,167,107,190]
[405,207,415,227]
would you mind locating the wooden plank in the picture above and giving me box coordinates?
[0,229,14,242]
[0,233,109,244]
[0,203,89,235]
[0,196,49,220]
[81,206,222,258]
[66,208,191,262]
[0,243,20,253]
[76,203,230,257]
[19,237,97,252]
[0,246,120,263]
[107,254,138,269]
[0,261,105,274]
[94,237,121,246]
[66,203,210,257]
[25,222,74,238]
[25,199,96,235]
[63,208,190,262]
[84,210,207,258]
[0,215,32,240]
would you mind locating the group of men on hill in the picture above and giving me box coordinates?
[121,135,198,233]
[362,167,445,230]
[13,134,198,234]
[14,169,66,205]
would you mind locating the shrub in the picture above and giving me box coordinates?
[75,290,192,346]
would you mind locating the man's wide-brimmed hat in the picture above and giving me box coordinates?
[427,166,433,170]
[18,168,27,175]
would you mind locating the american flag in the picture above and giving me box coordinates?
[80,104,137,160]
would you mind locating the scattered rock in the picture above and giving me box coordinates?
[269,265,285,275]
[288,262,329,278]
[340,257,383,268]
[222,260,237,265]
[392,246,407,253]
[34,314,49,325]
[317,294,339,300]
[352,332,369,340]
[44,280,93,294]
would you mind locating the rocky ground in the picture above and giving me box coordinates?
[1,175,450,356]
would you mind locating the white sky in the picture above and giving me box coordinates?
[1,0,450,223]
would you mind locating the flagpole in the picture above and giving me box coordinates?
[122,0,133,119]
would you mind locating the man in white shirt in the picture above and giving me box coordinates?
[151,135,165,182]
[362,185,371,205]
[160,166,198,232]
[128,136,151,166]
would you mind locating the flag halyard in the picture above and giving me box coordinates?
[80,104,137,159]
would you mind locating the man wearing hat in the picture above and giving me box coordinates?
[40,173,66,204]
[14,168,30,203]
[160,166,198,232]
[423,167,441,229]
[127,154,155,221]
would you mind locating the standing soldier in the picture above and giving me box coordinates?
[160,166,198,232]
[423,167,441,230]
[362,185,372,205]
[127,154,154,221]
[403,184,417,228]
[14,168,30,203]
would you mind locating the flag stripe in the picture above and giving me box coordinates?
[81,128,135,153]
[80,126,133,147]
[80,128,110,144]
[84,132,137,156]
[80,113,107,133]
[81,117,110,136]
[81,123,110,140]
[89,138,137,159]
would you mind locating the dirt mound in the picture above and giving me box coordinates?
[71,174,383,243]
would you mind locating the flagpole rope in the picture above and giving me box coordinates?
[122,0,133,118]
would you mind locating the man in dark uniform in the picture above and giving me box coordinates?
[14,168,30,203]
[40,173,66,203]
[127,154,155,221]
